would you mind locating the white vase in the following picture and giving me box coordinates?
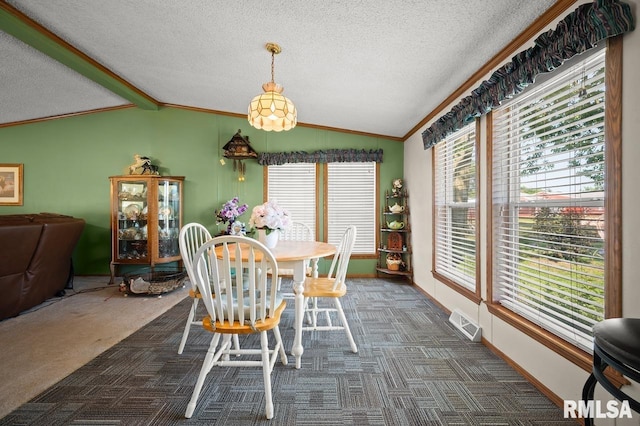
[257,229,279,249]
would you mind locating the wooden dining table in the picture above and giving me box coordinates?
[215,239,336,368]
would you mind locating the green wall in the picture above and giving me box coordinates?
[0,106,404,275]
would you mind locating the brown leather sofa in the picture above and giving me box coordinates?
[0,213,85,321]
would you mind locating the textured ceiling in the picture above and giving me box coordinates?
[0,0,560,138]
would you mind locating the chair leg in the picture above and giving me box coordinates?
[261,331,274,419]
[233,334,241,356]
[185,333,221,418]
[310,297,319,327]
[178,298,199,354]
[302,296,312,325]
[334,298,357,353]
[581,372,598,426]
[221,334,233,361]
[272,325,288,365]
[324,299,333,328]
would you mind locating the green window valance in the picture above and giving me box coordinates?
[422,0,635,149]
[258,149,383,165]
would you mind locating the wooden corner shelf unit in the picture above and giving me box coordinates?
[376,188,413,283]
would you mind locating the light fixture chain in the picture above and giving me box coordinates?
[271,50,275,83]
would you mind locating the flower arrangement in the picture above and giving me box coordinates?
[249,200,291,234]
[215,197,248,234]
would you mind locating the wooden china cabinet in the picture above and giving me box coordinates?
[109,175,184,283]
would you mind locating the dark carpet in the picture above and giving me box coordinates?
[0,278,577,425]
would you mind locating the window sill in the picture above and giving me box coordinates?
[432,270,481,304]
[486,303,628,389]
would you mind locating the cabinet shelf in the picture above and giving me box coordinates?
[378,247,411,254]
[386,192,408,199]
[376,266,413,277]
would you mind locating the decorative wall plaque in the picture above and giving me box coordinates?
[388,232,403,251]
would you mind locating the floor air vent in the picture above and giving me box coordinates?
[449,309,481,342]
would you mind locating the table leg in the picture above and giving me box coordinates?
[291,260,308,369]
[292,281,304,369]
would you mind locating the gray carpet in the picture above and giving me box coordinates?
[0,278,577,425]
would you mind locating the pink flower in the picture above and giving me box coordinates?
[249,200,291,233]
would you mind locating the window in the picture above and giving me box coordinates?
[267,163,317,239]
[433,123,479,297]
[326,162,377,255]
[491,49,610,352]
[267,161,378,251]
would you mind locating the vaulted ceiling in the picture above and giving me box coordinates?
[0,0,565,139]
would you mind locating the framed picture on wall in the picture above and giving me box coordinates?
[0,163,24,206]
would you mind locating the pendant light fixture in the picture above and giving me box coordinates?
[248,42,297,132]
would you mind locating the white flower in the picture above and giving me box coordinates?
[249,200,291,233]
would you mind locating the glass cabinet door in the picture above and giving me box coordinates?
[157,180,181,258]
[116,180,149,260]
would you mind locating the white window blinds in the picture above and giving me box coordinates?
[434,124,477,291]
[327,162,376,254]
[267,163,316,240]
[492,49,606,352]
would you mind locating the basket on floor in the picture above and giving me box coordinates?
[121,268,187,295]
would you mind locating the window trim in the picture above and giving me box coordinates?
[432,119,482,304]
[486,36,623,373]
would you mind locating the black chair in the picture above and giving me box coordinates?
[582,318,640,426]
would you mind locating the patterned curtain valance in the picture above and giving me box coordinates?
[258,149,383,165]
[422,0,635,149]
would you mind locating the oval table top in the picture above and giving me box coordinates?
[214,240,336,261]
[269,240,336,261]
